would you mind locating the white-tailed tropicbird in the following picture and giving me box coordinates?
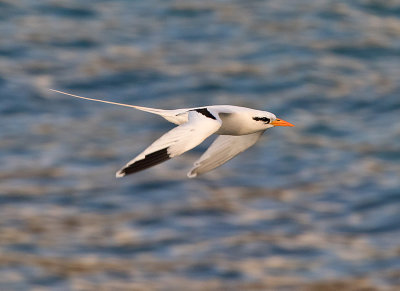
[50,89,294,178]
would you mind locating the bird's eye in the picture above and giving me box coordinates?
[253,117,270,123]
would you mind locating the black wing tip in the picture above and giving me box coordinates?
[116,148,171,177]
[115,171,125,178]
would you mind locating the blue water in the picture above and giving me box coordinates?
[1,0,400,290]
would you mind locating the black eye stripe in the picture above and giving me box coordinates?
[253,117,270,123]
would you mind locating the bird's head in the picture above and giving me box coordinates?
[252,112,294,129]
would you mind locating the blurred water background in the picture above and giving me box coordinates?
[1,0,400,290]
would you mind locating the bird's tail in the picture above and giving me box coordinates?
[49,89,168,116]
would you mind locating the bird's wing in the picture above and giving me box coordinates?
[187,131,265,178]
[116,110,221,177]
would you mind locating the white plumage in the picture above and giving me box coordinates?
[50,89,294,178]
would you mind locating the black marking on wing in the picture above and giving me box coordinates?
[120,148,170,176]
[193,108,217,120]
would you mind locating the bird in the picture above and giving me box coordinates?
[50,89,294,178]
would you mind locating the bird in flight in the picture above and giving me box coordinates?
[50,89,294,178]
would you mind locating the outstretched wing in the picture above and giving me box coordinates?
[187,131,265,178]
[117,110,221,177]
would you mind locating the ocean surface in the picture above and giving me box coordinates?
[1,0,400,290]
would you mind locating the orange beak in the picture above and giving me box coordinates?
[271,118,295,127]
